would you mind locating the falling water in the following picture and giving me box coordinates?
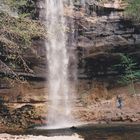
[44,0,74,128]
[81,0,85,5]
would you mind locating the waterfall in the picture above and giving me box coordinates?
[44,0,74,129]
[81,0,85,5]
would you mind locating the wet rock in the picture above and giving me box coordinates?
[5,105,37,128]
[130,118,139,122]
[70,126,77,130]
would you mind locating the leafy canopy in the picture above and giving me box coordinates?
[113,54,140,86]
[125,0,140,22]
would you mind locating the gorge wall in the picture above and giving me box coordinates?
[1,0,140,102]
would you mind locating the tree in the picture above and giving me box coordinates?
[3,0,37,19]
[113,54,140,94]
[0,11,46,84]
[125,0,140,22]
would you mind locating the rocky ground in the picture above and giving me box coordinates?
[0,104,39,133]
[74,82,140,123]
[0,83,139,133]
[74,94,140,123]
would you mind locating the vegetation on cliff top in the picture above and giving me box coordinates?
[3,0,37,19]
[0,11,46,82]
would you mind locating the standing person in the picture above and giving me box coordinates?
[116,95,123,109]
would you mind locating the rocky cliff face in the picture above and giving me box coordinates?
[0,0,140,101]
[76,1,140,77]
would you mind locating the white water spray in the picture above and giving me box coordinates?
[44,0,74,129]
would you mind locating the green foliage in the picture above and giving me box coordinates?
[4,0,27,8]
[115,54,140,84]
[125,0,140,22]
[0,12,46,47]
[0,1,43,84]
[0,12,46,81]
[3,0,36,18]
[120,55,139,83]
[113,54,140,94]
